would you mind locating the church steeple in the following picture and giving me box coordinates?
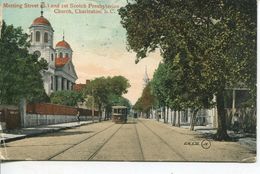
[143,65,150,87]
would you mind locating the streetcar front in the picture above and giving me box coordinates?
[112,106,127,124]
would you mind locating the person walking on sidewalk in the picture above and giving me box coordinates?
[77,111,80,125]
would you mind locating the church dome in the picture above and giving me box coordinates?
[32,16,52,26]
[56,40,71,49]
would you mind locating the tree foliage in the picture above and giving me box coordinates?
[0,21,48,104]
[50,90,84,107]
[119,0,256,140]
[133,83,156,116]
[84,76,130,119]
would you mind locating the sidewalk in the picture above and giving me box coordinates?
[0,120,99,144]
[155,120,256,152]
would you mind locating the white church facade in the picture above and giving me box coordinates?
[28,11,78,95]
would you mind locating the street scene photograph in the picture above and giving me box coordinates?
[0,0,257,163]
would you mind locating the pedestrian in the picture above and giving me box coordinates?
[77,111,80,124]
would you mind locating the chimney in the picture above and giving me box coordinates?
[86,80,90,85]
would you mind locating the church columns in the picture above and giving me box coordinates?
[57,76,62,91]
[55,76,75,91]
[63,78,67,90]
[68,81,72,90]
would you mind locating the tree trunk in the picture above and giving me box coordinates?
[166,107,169,123]
[104,109,107,121]
[172,111,176,126]
[163,107,166,123]
[156,110,159,121]
[98,105,102,122]
[190,109,199,131]
[176,111,181,127]
[215,90,230,141]
[227,110,233,130]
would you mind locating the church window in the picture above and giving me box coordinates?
[65,53,69,58]
[36,31,41,42]
[31,32,33,41]
[59,52,63,58]
[44,33,48,43]
[51,54,54,61]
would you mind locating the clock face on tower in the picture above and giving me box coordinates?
[33,50,41,58]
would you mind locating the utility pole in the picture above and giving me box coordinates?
[91,89,94,123]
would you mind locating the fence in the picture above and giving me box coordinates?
[0,105,21,130]
[77,108,100,117]
[24,103,101,127]
[27,103,77,116]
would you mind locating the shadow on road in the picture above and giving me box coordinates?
[41,131,94,137]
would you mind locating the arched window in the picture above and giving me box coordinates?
[65,53,69,58]
[30,32,33,41]
[44,33,48,43]
[59,52,63,58]
[51,54,54,61]
[55,53,57,58]
[36,31,40,42]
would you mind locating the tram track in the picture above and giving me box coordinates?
[47,123,116,160]
[138,119,187,161]
[87,124,123,160]
[134,123,145,160]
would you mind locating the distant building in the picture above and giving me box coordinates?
[73,80,92,109]
[28,10,78,95]
[73,80,91,92]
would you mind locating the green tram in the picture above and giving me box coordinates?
[112,106,128,124]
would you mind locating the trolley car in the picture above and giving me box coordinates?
[112,106,128,124]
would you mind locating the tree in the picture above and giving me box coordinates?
[133,83,156,118]
[0,21,48,105]
[50,91,84,107]
[109,76,130,96]
[151,57,213,129]
[150,63,169,122]
[119,0,256,140]
[84,76,130,121]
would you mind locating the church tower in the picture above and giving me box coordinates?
[54,34,77,92]
[28,3,56,95]
[55,33,73,61]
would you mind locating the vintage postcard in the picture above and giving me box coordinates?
[0,0,257,167]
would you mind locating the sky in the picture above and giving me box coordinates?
[1,0,162,104]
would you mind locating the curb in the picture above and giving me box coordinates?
[0,121,97,144]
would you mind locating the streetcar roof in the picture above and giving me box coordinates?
[112,106,128,109]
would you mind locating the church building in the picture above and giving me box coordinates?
[28,10,78,95]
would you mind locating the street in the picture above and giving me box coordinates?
[0,119,255,161]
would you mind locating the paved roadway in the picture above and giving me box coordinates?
[0,119,255,162]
